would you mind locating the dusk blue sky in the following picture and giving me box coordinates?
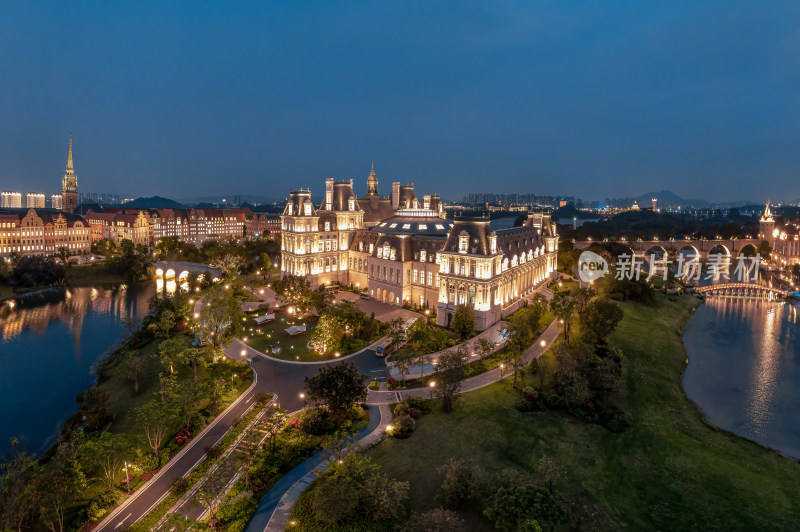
[1,1,799,202]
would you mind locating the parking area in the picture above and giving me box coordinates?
[334,291,424,324]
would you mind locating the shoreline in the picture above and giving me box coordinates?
[679,296,800,462]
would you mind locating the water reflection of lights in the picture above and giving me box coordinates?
[742,299,783,435]
[0,285,154,343]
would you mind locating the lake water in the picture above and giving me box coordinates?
[683,297,800,459]
[0,283,156,457]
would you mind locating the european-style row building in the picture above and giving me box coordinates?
[280,165,558,331]
[760,203,800,267]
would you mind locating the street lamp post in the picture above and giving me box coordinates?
[428,380,436,399]
[300,393,306,408]
[123,461,131,494]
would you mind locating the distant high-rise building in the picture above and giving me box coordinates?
[51,193,63,210]
[1,191,22,208]
[652,198,658,211]
[26,193,46,209]
[62,136,78,213]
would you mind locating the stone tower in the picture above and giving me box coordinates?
[62,137,78,213]
[759,202,775,244]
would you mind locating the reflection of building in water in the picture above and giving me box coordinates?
[0,286,151,344]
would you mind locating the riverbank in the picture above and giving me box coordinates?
[683,296,800,460]
[0,263,129,303]
[367,293,800,530]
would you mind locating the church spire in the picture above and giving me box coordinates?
[367,160,378,196]
[66,136,73,171]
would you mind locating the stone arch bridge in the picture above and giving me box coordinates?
[153,261,222,282]
[696,283,788,300]
[573,238,762,260]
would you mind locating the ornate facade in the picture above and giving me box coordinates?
[280,165,558,330]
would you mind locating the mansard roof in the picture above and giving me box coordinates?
[284,191,316,217]
[359,194,395,223]
[371,215,453,236]
[442,217,494,255]
[321,181,360,212]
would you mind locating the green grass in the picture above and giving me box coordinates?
[102,339,252,438]
[66,263,127,285]
[240,313,330,362]
[368,294,800,530]
[0,283,14,300]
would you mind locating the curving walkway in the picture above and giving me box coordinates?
[244,404,390,532]
[244,318,561,532]
[367,317,561,405]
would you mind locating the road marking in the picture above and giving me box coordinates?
[114,513,132,528]
[246,396,254,403]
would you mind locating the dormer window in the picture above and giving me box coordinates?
[420,250,426,262]
[287,204,293,215]
[304,203,312,216]
[459,233,469,253]
[390,248,396,260]
[349,198,355,211]
[489,233,497,254]
[369,243,374,254]
[377,247,383,258]
[325,221,330,231]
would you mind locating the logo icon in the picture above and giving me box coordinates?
[578,251,608,283]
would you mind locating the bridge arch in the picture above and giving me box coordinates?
[678,245,700,258]
[165,268,176,279]
[643,245,667,258]
[739,243,759,257]
[707,244,731,257]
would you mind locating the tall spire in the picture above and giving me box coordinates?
[762,201,773,222]
[367,160,378,196]
[66,135,73,171]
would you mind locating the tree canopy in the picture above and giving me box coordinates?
[304,363,367,417]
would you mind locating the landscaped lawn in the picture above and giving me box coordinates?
[369,294,800,530]
[241,311,334,362]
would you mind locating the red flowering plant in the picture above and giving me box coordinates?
[175,427,191,445]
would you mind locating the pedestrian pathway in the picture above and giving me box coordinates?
[386,321,508,380]
[368,317,561,405]
[246,319,560,532]
[244,404,389,532]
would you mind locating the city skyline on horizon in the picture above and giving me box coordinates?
[2,2,800,203]
[1,136,795,207]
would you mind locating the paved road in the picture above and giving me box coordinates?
[94,339,389,531]
[94,379,262,532]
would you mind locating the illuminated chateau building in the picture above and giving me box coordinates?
[280,165,558,330]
